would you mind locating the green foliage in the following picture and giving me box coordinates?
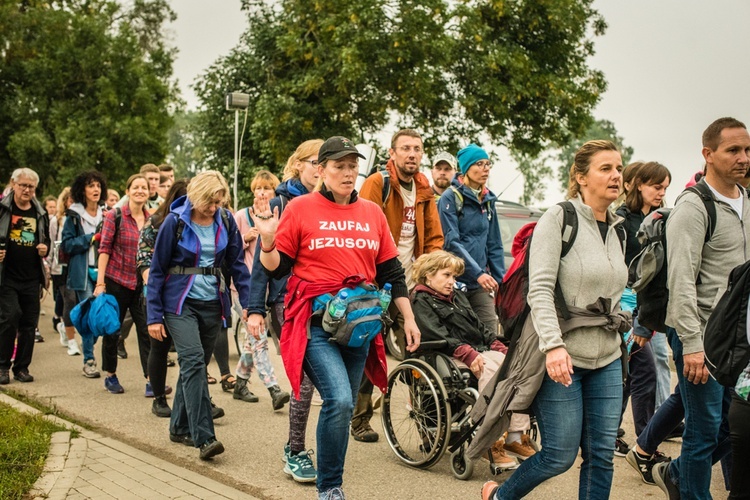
[0,0,179,196]
[166,110,207,178]
[557,118,634,190]
[195,0,608,200]
[0,402,67,500]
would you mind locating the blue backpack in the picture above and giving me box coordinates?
[313,284,384,348]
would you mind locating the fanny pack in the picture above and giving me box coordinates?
[313,284,384,348]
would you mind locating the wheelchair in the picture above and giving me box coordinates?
[381,340,537,480]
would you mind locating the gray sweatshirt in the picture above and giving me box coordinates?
[665,183,750,354]
[527,196,628,369]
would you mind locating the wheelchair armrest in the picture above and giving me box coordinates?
[410,340,449,355]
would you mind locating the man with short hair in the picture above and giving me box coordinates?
[353,129,443,442]
[0,168,49,384]
[117,164,164,210]
[431,151,457,201]
[651,117,750,499]
[158,163,175,183]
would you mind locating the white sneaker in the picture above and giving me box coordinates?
[82,359,100,378]
[67,338,81,356]
[57,322,68,347]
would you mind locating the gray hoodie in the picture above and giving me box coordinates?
[527,195,628,369]
[666,182,750,354]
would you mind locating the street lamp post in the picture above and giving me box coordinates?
[225,92,250,209]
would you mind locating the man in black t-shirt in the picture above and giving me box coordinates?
[0,168,49,384]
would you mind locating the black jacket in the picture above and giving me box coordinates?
[615,204,652,266]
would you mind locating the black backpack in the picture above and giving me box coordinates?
[629,181,717,332]
[704,260,750,387]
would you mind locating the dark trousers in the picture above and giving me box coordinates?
[729,394,750,499]
[620,341,656,436]
[213,327,231,377]
[0,276,40,374]
[148,316,173,398]
[104,277,149,377]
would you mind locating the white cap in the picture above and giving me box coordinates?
[432,151,457,169]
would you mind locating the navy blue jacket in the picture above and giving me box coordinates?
[438,178,505,290]
[247,179,309,316]
[147,196,251,326]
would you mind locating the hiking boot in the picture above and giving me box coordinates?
[233,377,259,403]
[67,338,81,356]
[0,370,9,385]
[269,385,290,410]
[503,434,536,461]
[284,449,317,483]
[57,322,68,347]
[350,421,379,442]
[152,396,171,418]
[653,461,680,500]
[104,375,124,394]
[210,399,225,419]
[481,481,500,500]
[489,439,519,470]
[318,486,345,500]
[82,360,100,378]
[34,330,44,343]
[169,433,194,447]
[199,439,224,460]
[117,339,127,359]
[166,355,176,367]
[614,437,631,457]
[14,371,34,383]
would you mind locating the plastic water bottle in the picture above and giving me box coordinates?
[328,290,349,319]
[379,283,392,311]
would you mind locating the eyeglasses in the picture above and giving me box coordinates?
[473,161,493,170]
[16,183,37,192]
[301,159,319,166]
[397,146,423,154]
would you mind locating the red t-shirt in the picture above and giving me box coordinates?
[275,193,398,283]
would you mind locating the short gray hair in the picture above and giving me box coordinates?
[12,168,40,185]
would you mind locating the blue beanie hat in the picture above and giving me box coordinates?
[457,144,489,174]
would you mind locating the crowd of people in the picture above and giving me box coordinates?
[0,117,748,500]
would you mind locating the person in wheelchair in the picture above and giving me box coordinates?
[411,250,535,468]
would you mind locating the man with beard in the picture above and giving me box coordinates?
[352,129,444,442]
[431,151,457,201]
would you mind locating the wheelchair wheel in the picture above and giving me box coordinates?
[450,443,474,480]
[384,326,404,361]
[382,359,451,468]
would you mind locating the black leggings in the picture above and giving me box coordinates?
[104,277,149,376]
[148,318,174,398]
[729,394,750,499]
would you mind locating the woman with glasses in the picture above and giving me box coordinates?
[437,144,504,332]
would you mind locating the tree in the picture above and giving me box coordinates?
[556,118,634,191]
[0,0,179,195]
[194,0,608,199]
[166,110,208,178]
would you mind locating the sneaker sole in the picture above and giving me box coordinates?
[653,463,677,499]
[68,351,81,356]
[625,451,655,485]
[199,441,225,460]
[283,463,317,483]
[82,373,101,379]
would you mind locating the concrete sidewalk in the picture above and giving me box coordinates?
[1,393,257,500]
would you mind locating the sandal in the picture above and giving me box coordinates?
[207,372,217,384]
[220,375,236,392]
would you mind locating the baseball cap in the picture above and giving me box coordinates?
[318,136,366,163]
[432,151,457,170]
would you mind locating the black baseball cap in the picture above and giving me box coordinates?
[318,136,366,163]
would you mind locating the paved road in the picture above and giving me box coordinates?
[6,298,729,499]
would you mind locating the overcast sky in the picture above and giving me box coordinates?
[168,0,750,206]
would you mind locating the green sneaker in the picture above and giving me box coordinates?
[283,449,317,483]
[282,442,290,463]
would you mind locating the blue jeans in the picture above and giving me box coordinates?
[165,298,221,448]
[666,328,732,499]
[496,359,623,500]
[651,331,671,409]
[302,324,370,492]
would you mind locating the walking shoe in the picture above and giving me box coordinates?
[653,461,680,499]
[14,371,34,382]
[52,316,61,331]
[489,439,519,470]
[284,449,317,483]
[481,481,500,500]
[666,422,684,440]
[210,399,225,419]
[57,322,68,347]
[233,377,259,403]
[82,360,100,378]
[617,427,625,438]
[34,330,44,343]
[166,355,176,367]
[282,442,291,463]
[104,375,124,394]
[199,439,224,460]
[152,396,172,418]
[614,437,631,457]
[318,486,345,500]
[117,339,127,359]
[503,434,536,461]
[269,385,290,410]
[350,421,379,442]
[67,338,81,356]
[626,448,658,485]
[0,370,9,385]
[169,433,194,447]
[144,382,173,398]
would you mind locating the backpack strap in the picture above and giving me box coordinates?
[686,181,717,243]
[244,207,254,227]
[554,201,580,321]
[449,186,465,216]
[379,170,391,208]
[278,194,289,213]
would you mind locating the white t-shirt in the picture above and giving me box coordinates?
[706,181,744,219]
[397,181,416,289]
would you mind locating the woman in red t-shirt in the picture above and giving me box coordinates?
[253,136,421,500]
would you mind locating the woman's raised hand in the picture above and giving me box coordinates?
[249,193,280,241]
